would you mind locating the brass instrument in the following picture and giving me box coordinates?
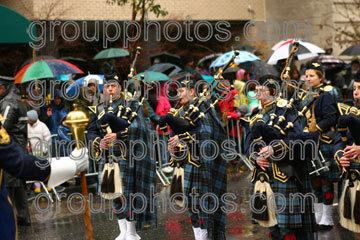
[65,104,93,240]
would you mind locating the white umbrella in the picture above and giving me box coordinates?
[268,39,325,65]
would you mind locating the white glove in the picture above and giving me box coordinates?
[70,147,89,173]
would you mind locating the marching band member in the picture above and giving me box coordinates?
[87,77,156,240]
[0,114,88,240]
[300,62,338,231]
[245,75,316,239]
[166,79,227,240]
[334,77,360,235]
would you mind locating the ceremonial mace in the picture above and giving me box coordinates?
[65,104,93,240]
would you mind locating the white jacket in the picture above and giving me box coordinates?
[27,120,52,156]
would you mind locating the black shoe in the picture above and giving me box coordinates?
[318,224,333,231]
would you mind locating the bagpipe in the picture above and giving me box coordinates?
[337,104,360,232]
[159,51,239,207]
[97,47,146,199]
[158,50,240,159]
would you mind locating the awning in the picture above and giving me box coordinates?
[0,5,36,43]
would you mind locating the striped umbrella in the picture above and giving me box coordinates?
[14,59,83,84]
[268,39,325,65]
[310,55,345,70]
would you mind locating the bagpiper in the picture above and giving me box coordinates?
[87,76,156,240]
[334,76,360,235]
[163,79,228,240]
[245,75,316,239]
[298,62,339,231]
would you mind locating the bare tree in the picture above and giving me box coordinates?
[320,0,360,48]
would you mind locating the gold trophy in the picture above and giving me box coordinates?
[65,104,93,240]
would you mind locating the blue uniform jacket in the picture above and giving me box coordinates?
[0,138,50,240]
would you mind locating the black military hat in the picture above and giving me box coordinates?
[179,78,195,89]
[355,71,360,83]
[258,75,281,88]
[257,75,281,96]
[104,73,119,82]
[0,76,14,86]
[305,61,324,74]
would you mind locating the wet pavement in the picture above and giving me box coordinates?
[19,169,360,240]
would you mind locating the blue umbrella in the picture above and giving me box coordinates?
[66,74,104,96]
[209,50,260,68]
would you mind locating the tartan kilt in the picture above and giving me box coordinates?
[318,142,340,182]
[181,106,228,240]
[119,111,157,230]
[268,165,316,232]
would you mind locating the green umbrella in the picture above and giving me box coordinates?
[93,48,130,60]
[133,71,170,82]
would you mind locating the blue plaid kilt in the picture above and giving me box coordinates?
[319,142,340,183]
[117,106,157,230]
[182,106,227,240]
[267,164,316,232]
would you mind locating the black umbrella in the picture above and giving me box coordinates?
[147,63,182,76]
[223,67,239,81]
[340,44,360,56]
[239,60,279,78]
[150,52,181,65]
[197,53,222,66]
[233,45,255,52]
[170,72,192,81]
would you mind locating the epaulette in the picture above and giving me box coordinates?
[249,110,264,126]
[321,85,334,92]
[337,103,351,116]
[88,106,97,114]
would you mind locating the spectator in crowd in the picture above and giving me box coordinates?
[183,56,195,74]
[40,89,68,157]
[147,82,173,173]
[27,110,51,194]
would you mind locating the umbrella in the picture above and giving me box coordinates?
[268,39,325,65]
[309,55,345,70]
[170,72,193,81]
[147,63,182,75]
[93,48,129,60]
[14,59,84,84]
[197,53,222,66]
[133,71,170,82]
[233,45,255,52]
[209,51,260,68]
[150,52,181,65]
[239,61,279,78]
[20,55,56,69]
[340,44,360,56]
[223,67,240,81]
[66,75,104,96]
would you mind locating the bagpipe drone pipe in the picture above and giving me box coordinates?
[337,105,360,232]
